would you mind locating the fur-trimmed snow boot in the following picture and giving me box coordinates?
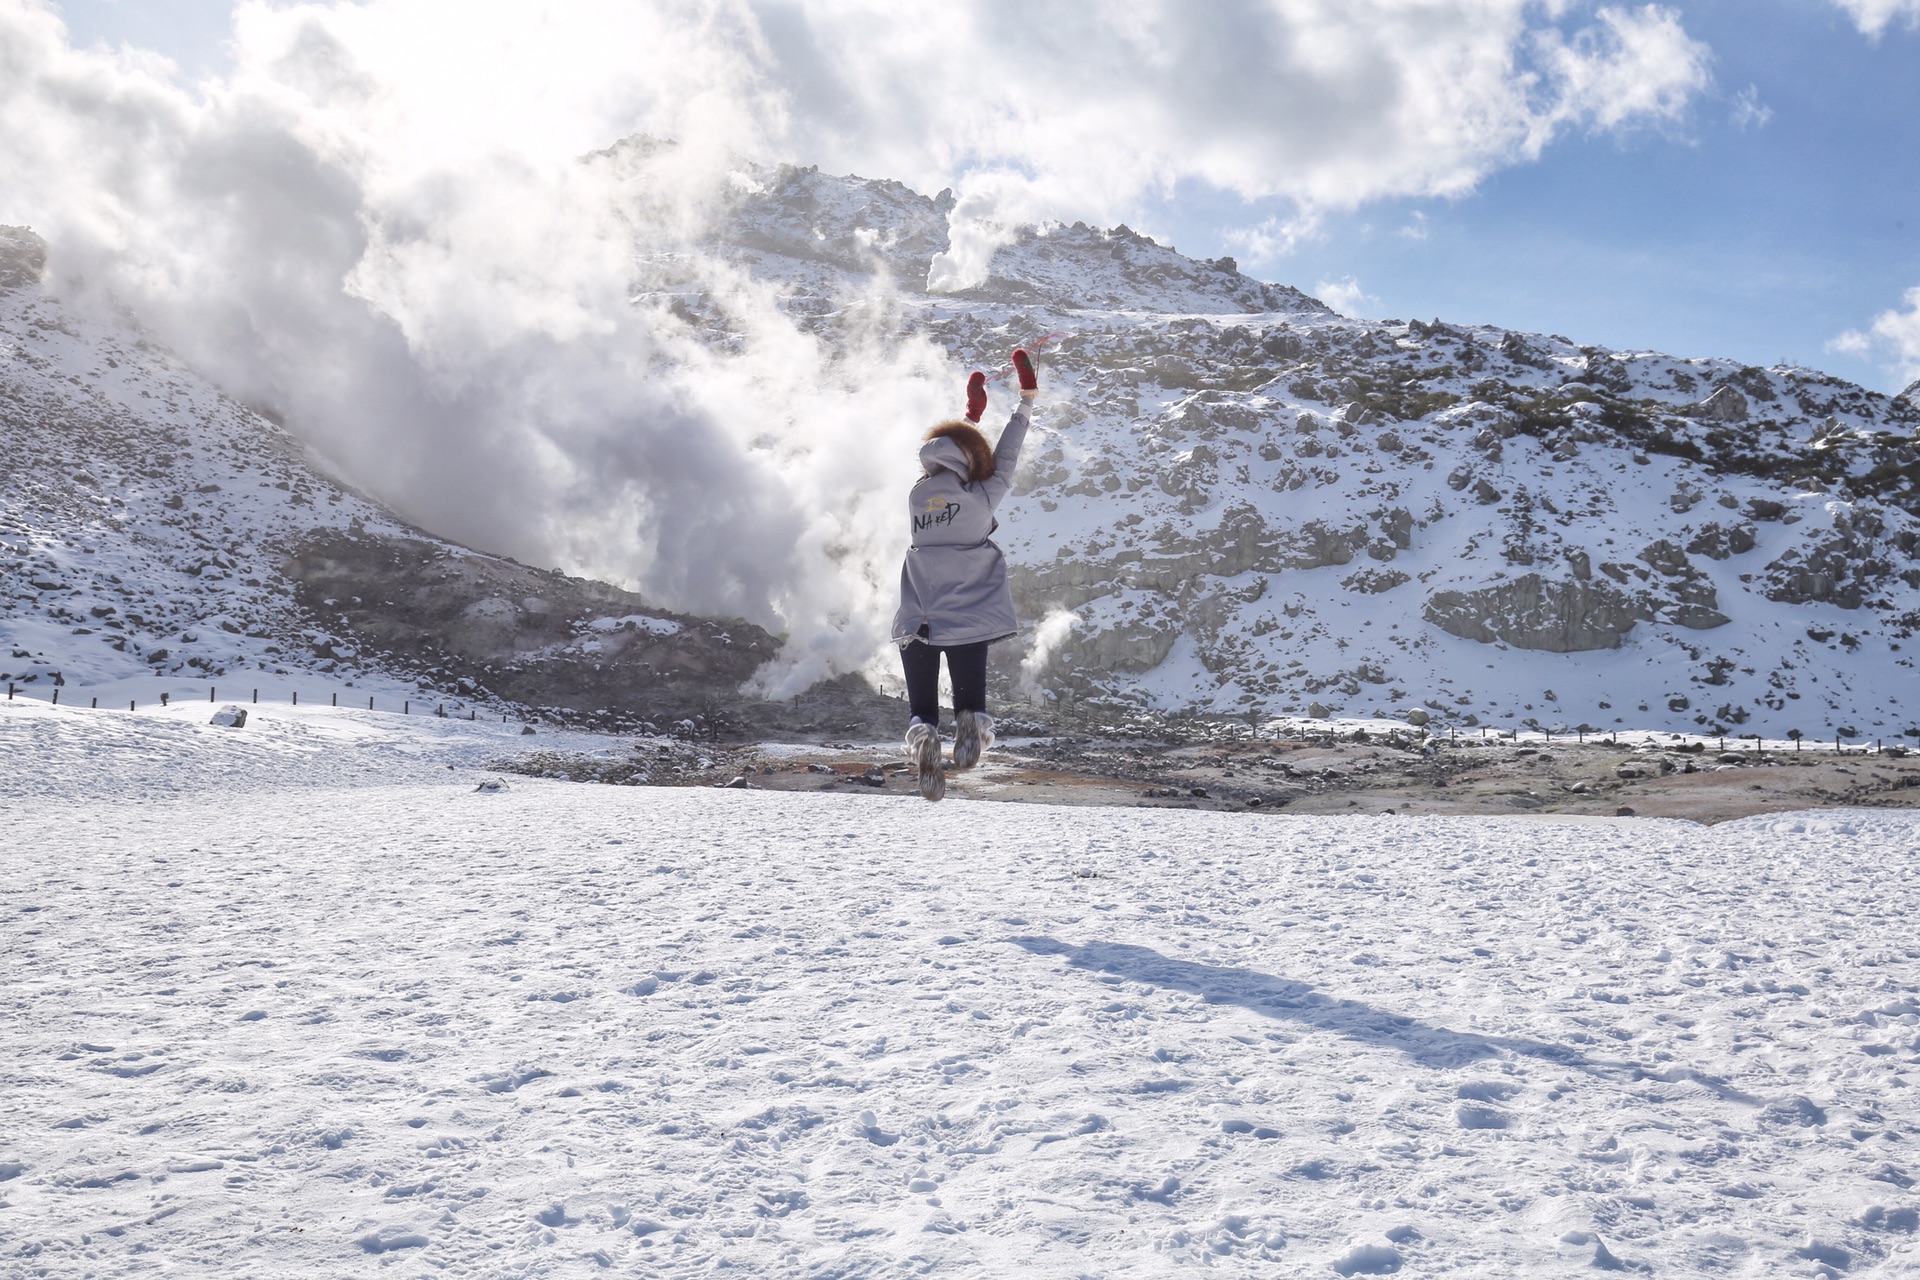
[951,709,994,771]
[906,717,945,801]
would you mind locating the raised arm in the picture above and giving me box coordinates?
[984,349,1040,507]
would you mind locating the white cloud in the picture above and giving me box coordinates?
[1832,287,1920,388]
[1315,275,1380,319]
[0,0,1720,686]
[1223,209,1324,266]
[1729,84,1772,130]
[1829,0,1920,36]
[1399,211,1431,241]
[1532,4,1712,133]
[756,1,1714,281]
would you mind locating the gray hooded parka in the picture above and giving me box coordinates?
[891,403,1031,647]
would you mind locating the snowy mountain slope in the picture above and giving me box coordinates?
[7,700,1920,1277]
[0,226,788,728]
[696,161,1920,739]
[10,155,1920,744]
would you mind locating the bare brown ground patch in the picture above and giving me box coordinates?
[498,731,1920,825]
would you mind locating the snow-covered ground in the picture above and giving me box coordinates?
[6,699,1920,1276]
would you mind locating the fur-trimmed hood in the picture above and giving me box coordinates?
[921,421,995,483]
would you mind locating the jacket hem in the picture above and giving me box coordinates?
[892,627,1018,649]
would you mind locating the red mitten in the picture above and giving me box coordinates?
[1011,348,1038,392]
[965,371,987,422]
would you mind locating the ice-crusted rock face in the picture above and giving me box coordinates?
[706,158,1920,737]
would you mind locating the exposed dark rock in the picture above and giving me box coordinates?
[1762,527,1893,610]
[285,530,791,726]
[1686,523,1758,560]
[0,226,46,291]
[1423,575,1648,652]
[1689,385,1749,423]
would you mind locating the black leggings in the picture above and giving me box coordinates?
[900,639,989,728]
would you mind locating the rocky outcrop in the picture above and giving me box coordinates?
[0,226,46,291]
[286,531,777,719]
[1761,533,1891,610]
[1759,510,1896,610]
[1637,540,1730,629]
[1422,575,1648,652]
[1342,568,1410,594]
[1686,523,1758,560]
[1688,385,1749,423]
[1067,618,1181,675]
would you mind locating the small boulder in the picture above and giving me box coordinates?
[1691,385,1749,422]
[209,706,247,728]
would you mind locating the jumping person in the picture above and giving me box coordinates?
[893,349,1041,801]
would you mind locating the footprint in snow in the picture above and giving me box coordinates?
[1456,1081,1521,1103]
[1330,1242,1403,1275]
[357,1227,429,1254]
[1220,1119,1281,1138]
[1454,1104,1510,1130]
[857,1111,899,1146]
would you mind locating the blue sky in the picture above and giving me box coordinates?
[44,0,1920,393]
[1194,0,1920,389]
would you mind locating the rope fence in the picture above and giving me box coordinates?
[3,678,1911,754]
[5,681,501,721]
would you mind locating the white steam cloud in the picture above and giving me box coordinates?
[1019,608,1078,699]
[0,0,1714,690]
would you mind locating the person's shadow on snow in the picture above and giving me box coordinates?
[1007,936,1594,1072]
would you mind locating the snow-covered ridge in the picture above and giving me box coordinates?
[0,239,409,692]
[10,150,1920,742]
[0,227,768,729]
[703,159,1920,739]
